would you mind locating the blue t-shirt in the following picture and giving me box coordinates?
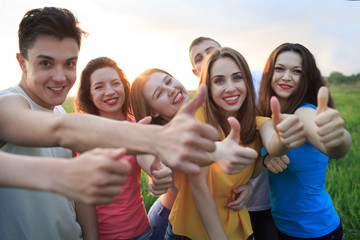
[267,103,340,238]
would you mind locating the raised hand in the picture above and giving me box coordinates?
[271,96,305,148]
[148,158,173,196]
[225,182,254,211]
[315,87,345,148]
[155,85,219,175]
[264,154,290,174]
[58,148,131,205]
[216,117,258,174]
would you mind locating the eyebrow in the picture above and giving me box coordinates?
[36,54,78,62]
[205,47,214,52]
[151,75,168,99]
[211,71,242,80]
[275,63,302,68]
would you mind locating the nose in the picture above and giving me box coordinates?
[283,70,292,81]
[225,80,236,92]
[52,65,66,83]
[104,84,115,96]
[166,86,176,97]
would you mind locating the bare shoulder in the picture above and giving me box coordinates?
[0,93,31,110]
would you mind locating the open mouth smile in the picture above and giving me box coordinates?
[223,95,239,105]
[173,92,184,104]
[104,97,119,105]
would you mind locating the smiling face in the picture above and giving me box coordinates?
[210,57,247,118]
[18,35,79,109]
[89,67,126,120]
[271,51,302,106]
[143,71,189,121]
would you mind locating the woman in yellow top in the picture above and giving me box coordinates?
[168,47,306,240]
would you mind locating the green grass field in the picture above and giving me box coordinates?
[63,85,360,238]
[325,85,360,239]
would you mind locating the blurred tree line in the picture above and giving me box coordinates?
[326,71,360,85]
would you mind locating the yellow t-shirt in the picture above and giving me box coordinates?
[169,107,269,240]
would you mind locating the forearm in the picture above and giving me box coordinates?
[189,170,227,240]
[260,121,289,157]
[250,155,265,178]
[326,130,352,159]
[0,152,65,191]
[75,202,99,240]
[54,113,159,155]
[266,133,289,157]
[137,154,156,176]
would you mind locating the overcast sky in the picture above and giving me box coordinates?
[1,0,359,95]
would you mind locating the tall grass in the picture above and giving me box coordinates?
[62,85,360,237]
[326,85,360,239]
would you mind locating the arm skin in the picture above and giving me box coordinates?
[75,203,99,240]
[0,148,131,205]
[137,155,173,196]
[0,85,219,175]
[259,97,306,157]
[225,182,253,211]
[189,168,228,240]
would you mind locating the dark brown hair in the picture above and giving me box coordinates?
[18,7,87,59]
[199,47,258,145]
[258,43,334,117]
[74,57,132,118]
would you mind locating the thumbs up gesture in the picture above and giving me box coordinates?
[148,158,173,196]
[216,117,258,174]
[271,96,306,148]
[156,85,219,175]
[315,87,345,148]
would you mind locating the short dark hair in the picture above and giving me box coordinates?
[258,43,334,117]
[189,37,221,55]
[74,57,132,118]
[18,7,87,59]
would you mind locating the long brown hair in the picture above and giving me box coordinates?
[74,57,132,118]
[199,47,258,145]
[258,43,334,117]
[131,68,174,125]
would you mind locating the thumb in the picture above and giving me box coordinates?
[138,116,152,125]
[150,158,162,173]
[105,148,127,160]
[178,84,207,116]
[316,86,329,115]
[227,117,240,143]
[270,96,282,126]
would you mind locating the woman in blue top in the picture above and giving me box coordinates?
[258,43,352,240]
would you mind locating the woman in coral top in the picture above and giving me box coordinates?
[167,47,306,240]
[74,57,170,240]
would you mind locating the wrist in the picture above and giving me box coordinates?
[262,153,269,168]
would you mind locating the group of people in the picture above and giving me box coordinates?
[0,6,352,240]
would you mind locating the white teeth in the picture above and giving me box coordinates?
[50,87,63,91]
[106,99,117,103]
[173,92,182,103]
[224,96,239,102]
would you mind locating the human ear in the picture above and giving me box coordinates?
[192,69,199,77]
[16,53,27,73]
[150,111,160,118]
